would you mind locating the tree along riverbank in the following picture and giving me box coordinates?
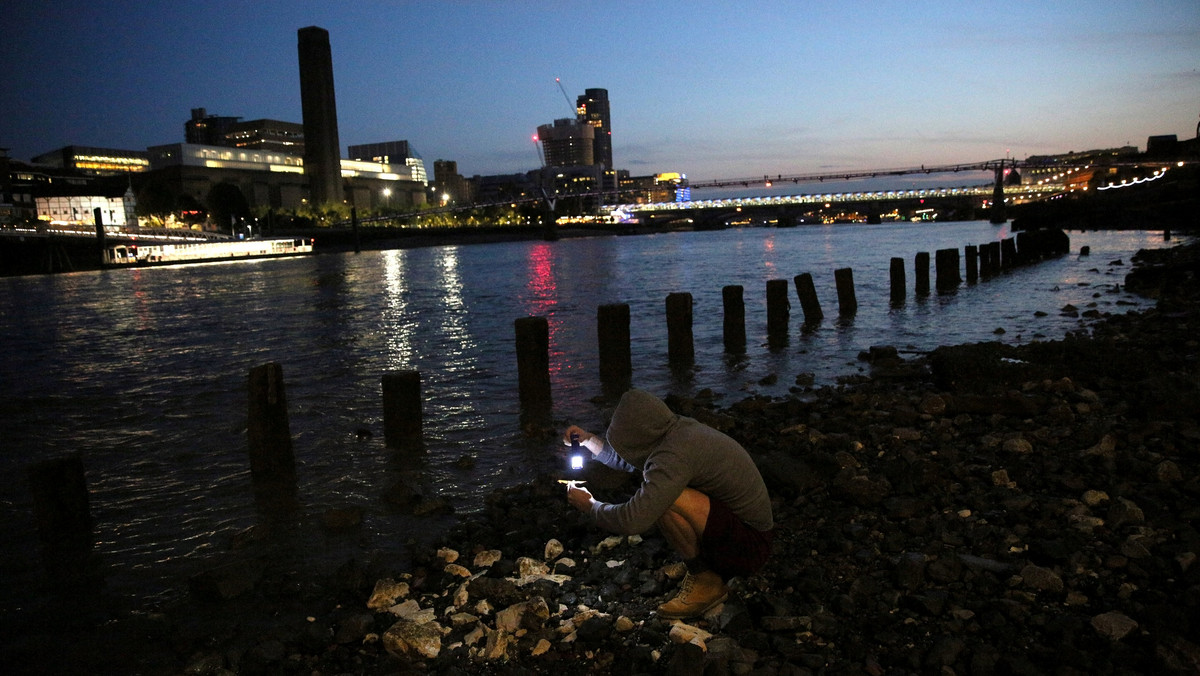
[4,243,1198,675]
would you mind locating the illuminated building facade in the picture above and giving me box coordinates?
[36,185,137,226]
[31,145,149,176]
[145,143,424,213]
[186,108,242,145]
[575,88,612,171]
[348,140,427,185]
[537,118,594,168]
[432,160,470,205]
[226,119,305,154]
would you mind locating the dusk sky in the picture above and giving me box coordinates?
[3,1,1198,182]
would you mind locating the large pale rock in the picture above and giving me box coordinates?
[382,618,444,659]
[496,596,550,633]
[484,627,512,660]
[516,556,549,577]
[669,621,713,651]
[473,550,502,568]
[367,578,409,610]
[389,599,435,624]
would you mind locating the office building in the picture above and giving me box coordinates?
[226,119,305,154]
[349,140,427,185]
[432,160,470,205]
[537,118,594,168]
[186,108,242,146]
[575,88,612,171]
[144,143,424,214]
[297,26,344,206]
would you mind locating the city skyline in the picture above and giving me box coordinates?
[2,1,1198,182]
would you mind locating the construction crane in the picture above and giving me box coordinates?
[555,78,576,115]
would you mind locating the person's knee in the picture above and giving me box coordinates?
[665,488,711,533]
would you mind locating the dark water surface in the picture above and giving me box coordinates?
[0,221,1182,612]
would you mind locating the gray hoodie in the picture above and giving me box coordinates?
[589,389,774,535]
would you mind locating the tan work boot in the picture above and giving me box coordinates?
[657,570,729,619]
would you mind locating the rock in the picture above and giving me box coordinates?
[1091,611,1138,641]
[473,549,502,568]
[1108,497,1145,529]
[437,547,459,563]
[516,556,549,577]
[496,596,550,633]
[1083,433,1118,458]
[545,538,564,561]
[367,578,409,610]
[668,622,713,651]
[1020,564,1064,593]
[1003,437,1034,454]
[382,618,444,659]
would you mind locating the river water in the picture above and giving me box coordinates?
[0,221,1182,612]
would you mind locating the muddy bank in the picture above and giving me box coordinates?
[5,243,1199,675]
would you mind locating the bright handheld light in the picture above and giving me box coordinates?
[569,433,585,471]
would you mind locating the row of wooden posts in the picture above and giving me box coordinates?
[514,229,1068,408]
[26,231,1067,569]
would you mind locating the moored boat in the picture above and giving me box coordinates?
[104,237,314,267]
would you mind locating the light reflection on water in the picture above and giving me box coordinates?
[0,222,1186,610]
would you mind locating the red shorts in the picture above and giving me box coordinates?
[699,496,773,578]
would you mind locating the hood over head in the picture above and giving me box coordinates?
[605,389,677,466]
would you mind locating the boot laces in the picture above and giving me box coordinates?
[676,572,696,598]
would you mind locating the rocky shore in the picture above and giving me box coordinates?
[7,241,1199,675]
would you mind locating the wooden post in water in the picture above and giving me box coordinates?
[93,207,106,266]
[514,316,552,410]
[722,285,746,354]
[935,248,961,292]
[834,268,857,316]
[793,273,823,325]
[27,453,93,574]
[766,279,790,340]
[247,362,297,505]
[351,206,361,254]
[666,292,694,368]
[597,303,632,394]
[382,371,422,449]
[1000,238,1017,270]
[915,252,931,297]
[965,244,979,283]
[979,242,997,277]
[889,257,906,305]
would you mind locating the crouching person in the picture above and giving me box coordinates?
[563,388,773,619]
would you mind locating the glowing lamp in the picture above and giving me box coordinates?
[569,433,585,472]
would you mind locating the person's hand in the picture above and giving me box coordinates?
[563,425,603,456]
[566,483,595,513]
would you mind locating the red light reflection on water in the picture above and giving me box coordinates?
[523,242,574,380]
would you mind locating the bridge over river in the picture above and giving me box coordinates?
[603,157,1182,228]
